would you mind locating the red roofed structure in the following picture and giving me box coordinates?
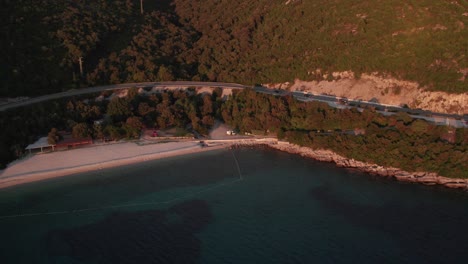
[55,136,93,149]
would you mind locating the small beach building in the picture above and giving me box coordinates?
[25,135,93,154]
[25,137,55,153]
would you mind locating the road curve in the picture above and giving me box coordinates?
[0,81,250,111]
[1,81,466,128]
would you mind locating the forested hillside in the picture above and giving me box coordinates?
[2,0,467,96]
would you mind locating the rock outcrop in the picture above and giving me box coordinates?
[269,142,468,190]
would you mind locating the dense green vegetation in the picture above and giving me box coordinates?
[1,89,466,179]
[1,0,134,95]
[221,89,467,178]
[0,88,222,168]
[2,0,466,97]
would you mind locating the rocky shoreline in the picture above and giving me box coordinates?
[266,141,468,190]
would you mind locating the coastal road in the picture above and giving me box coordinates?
[288,91,467,128]
[253,87,467,128]
[0,81,249,111]
[1,81,466,127]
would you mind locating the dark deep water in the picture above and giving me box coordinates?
[0,148,467,264]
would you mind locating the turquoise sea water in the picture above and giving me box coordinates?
[0,148,467,264]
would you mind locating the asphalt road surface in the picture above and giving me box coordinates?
[0,81,250,111]
[1,82,466,128]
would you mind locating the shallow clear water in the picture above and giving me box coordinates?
[0,148,467,264]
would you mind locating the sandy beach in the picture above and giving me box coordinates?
[0,141,228,189]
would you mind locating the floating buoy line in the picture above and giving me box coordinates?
[0,149,244,220]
